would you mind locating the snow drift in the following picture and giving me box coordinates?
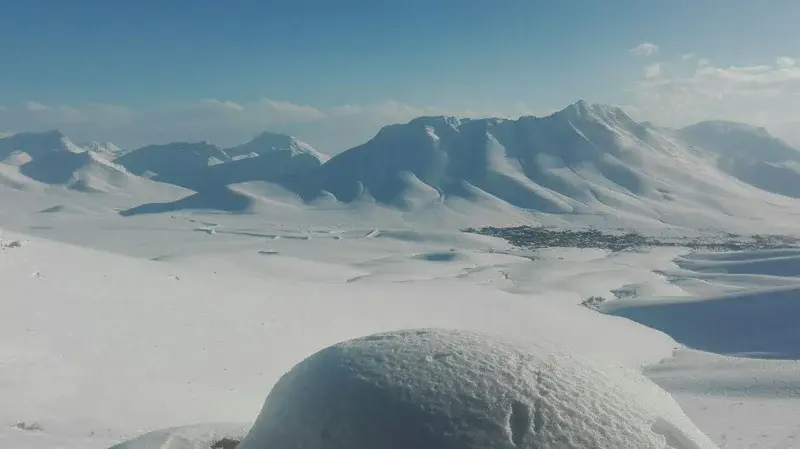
[238,328,717,449]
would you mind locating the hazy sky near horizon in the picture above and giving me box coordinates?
[1,0,799,151]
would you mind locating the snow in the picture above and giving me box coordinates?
[114,133,326,194]
[108,424,249,449]
[3,104,800,448]
[0,224,682,449]
[602,249,800,359]
[226,131,329,163]
[679,120,800,198]
[238,329,717,449]
[192,100,800,233]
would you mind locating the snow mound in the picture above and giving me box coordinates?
[238,328,717,449]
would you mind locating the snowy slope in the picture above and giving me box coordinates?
[78,141,126,160]
[19,149,132,192]
[4,215,800,448]
[226,131,329,163]
[598,247,800,447]
[679,121,800,198]
[114,133,326,198]
[0,130,83,161]
[0,225,688,449]
[602,249,800,359]
[273,101,800,231]
[205,133,326,186]
[5,105,800,232]
[0,131,189,195]
[114,141,232,189]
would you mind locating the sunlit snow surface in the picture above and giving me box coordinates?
[238,328,717,449]
[3,113,800,447]
[1,204,799,448]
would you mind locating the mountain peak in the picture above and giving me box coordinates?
[408,115,466,128]
[548,100,635,129]
[0,129,81,160]
[245,131,301,150]
[228,131,327,162]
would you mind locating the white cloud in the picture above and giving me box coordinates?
[630,43,659,57]
[644,63,662,79]
[628,53,800,134]
[25,101,49,112]
[681,53,694,61]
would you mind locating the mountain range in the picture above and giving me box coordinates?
[2,100,800,229]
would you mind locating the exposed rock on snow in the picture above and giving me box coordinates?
[237,328,717,449]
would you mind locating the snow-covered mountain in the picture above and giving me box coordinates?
[678,121,800,198]
[114,133,326,192]
[0,130,146,192]
[20,149,130,192]
[0,130,83,161]
[4,104,800,230]
[274,100,799,229]
[115,141,232,188]
[78,141,126,160]
[206,132,327,186]
[226,131,329,163]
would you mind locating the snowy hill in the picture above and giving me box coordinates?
[0,130,82,161]
[4,105,800,231]
[3,216,800,448]
[115,133,326,193]
[276,100,800,230]
[78,140,126,160]
[19,149,133,192]
[226,131,329,162]
[678,121,800,198]
[0,131,162,193]
[206,133,327,186]
[114,141,232,189]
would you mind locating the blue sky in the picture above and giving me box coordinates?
[1,0,799,151]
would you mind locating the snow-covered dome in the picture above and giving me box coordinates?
[237,328,717,449]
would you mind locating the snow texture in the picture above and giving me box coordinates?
[238,328,717,449]
[108,423,249,449]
